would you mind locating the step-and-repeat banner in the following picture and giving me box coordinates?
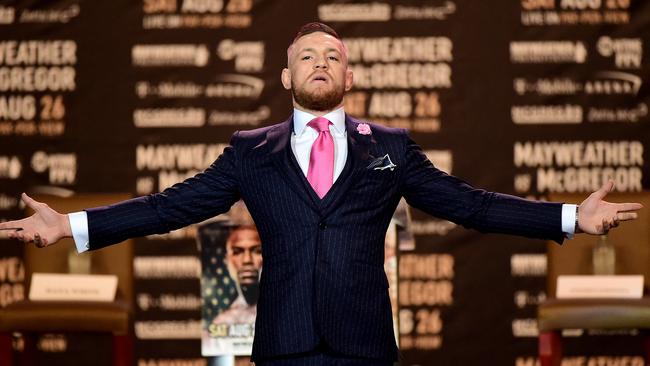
[1,1,648,365]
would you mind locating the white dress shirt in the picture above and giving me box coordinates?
[69,107,577,253]
[291,107,348,182]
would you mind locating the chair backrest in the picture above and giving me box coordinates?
[547,192,650,298]
[24,193,133,306]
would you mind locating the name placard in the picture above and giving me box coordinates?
[29,273,118,302]
[556,275,644,299]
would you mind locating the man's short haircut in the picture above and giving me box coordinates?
[286,22,347,64]
[291,22,341,45]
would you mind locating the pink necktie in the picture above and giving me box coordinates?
[306,117,334,199]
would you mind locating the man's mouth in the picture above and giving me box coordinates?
[311,74,329,83]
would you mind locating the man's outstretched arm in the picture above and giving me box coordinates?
[399,132,642,241]
[0,133,242,250]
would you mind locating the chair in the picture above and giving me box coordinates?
[0,193,134,366]
[537,192,650,366]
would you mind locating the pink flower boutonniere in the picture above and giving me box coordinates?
[356,123,371,135]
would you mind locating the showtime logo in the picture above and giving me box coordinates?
[597,36,642,69]
[217,39,264,72]
[30,151,76,184]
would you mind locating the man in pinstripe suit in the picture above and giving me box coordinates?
[2,23,642,365]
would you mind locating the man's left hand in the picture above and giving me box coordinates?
[578,180,643,235]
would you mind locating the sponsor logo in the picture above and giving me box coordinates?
[511,254,546,276]
[514,72,641,96]
[514,77,582,95]
[132,44,209,67]
[133,108,205,128]
[597,36,642,68]
[410,219,457,236]
[585,71,641,95]
[207,74,263,98]
[587,103,647,123]
[207,105,269,126]
[318,3,391,22]
[137,293,202,311]
[31,151,76,185]
[136,81,202,98]
[19,4,80,24]
[393,2,456,20]
[217,40,264,72]
[511,104,582,124]
[134,320,201,339]
[135,75,264,99]
[134,256,201,279]
[510,41,587,63]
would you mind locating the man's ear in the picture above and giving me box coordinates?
[344,68,354,91]
[281,68,291,90]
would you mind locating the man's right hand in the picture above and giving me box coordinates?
[0,193,71,248]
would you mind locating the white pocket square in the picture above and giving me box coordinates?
[367,154,397,171]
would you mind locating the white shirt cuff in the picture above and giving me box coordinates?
[561,204,578,239]
[68,211,90,253]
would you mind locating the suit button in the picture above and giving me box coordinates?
[319,222,327,230]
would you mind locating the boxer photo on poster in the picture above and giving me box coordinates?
[198,218,262,356]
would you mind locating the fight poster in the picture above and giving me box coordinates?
[199,207,261,356]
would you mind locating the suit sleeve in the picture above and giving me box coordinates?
[85,132,242,250]
[399,131,565,243]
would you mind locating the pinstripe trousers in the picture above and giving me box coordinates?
[255,343,394,366]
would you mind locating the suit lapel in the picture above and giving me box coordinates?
[267,116,320,212]
[321,116,375,216]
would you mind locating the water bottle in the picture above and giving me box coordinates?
[68,245,91,274]
[592,234,615,275]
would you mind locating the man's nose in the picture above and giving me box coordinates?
[243,250,253,263]
[314,57,328,69]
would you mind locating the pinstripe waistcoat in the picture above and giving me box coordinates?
[85,115,564,362]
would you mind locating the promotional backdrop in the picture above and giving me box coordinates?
[0,1,649,365]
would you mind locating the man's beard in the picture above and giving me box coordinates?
[292,79,345,112]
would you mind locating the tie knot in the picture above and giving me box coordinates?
[307,117,331,133]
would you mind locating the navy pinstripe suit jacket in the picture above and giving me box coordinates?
[86,115,564,362]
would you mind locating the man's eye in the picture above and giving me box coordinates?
[302,55,312,60]
[328,56,339,61]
